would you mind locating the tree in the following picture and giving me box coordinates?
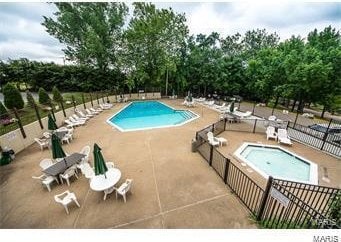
[52,86,63,102]
[38,87,51,105]
[42,2,128,72]
[3,83,24,110]
[0,101,9,119]
[26,91,36,107]
[125,3,188,92]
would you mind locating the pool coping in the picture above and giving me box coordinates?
[106,100,200,132]
[233,142,319,185]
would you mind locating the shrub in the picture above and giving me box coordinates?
[3,83,24,110]
[38,87,51,105]
[52,86,63,103]
[0,101,9,119]
[26,91,36,107]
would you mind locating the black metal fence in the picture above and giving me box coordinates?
[287,120,341,158]
[259,178,340,228]
[194,121,341,228]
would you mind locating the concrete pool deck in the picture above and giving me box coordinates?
[0,99,339,228]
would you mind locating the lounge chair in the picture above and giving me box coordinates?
[268,115,277,121]
[77,110,93,118]
[207,131,227,146]
[72,114,88,122]
[86,109,99,115]
[68,117,86,125]
[90,107,102,113]
[266,126,277,140]
[186,101,195,107]
[100,104,112,110]
[214,102,226,110]
[205,100,215,106]
[277,129,292,145]
[239,111,252,118]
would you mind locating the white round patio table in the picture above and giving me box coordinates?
[90,168,121,192]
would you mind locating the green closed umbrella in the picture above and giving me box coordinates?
[93,143,108,177]
[48,113,58,130]
[230,100,235,113]
[51,133,66,160]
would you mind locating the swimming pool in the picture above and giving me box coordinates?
[107,101,199,131]
[234,143,318,184]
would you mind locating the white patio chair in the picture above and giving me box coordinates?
[268,115,277,121]
[32,174,59,192]
[207,131,227,146]
[277,129,293,145]
[76,146,91,170]
[43,132,51,139]
[266,126,277,140]
[39,158,54,170]
[82,164,95,180]
[59,167,79,186]
[54,190,80,214]
[106,161,115,169]
[207,132,220,146]
[99,104,111,110]
[115,179,133,203]
[34,138,49,151]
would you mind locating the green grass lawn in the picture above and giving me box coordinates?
[0,92,105,136]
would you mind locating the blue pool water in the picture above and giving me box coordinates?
[108,101,198,131]
[240,145,311,182]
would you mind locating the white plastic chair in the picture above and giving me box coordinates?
[115,179,133,203]
[207,132,226,146]
[72,114,88,122]
[277,129,293,145]
[268,115,277,121]
[77,110,93,118]
[59,167,79,186]
[86,108,98,115]
[79,163,95,180]
[266,126,277,140]
[90,107,102,113]
[39,158,54,170]
[68,117,86,125]
[106,162,115,169]
[54,190,80,214]
[34,138,49,151]
[32,174,59,192]
[43,132,51,139]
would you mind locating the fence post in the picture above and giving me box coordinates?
[13,108,26,138]
[106,93,110,103]
[321,119,332,150]
[212,123,215,133]
[209,144,213,166]
[33,103,43,129]
[102,93,105,103]
[223,158,230,184]
[257,176,273,221]
[224,118,227,131]
[71,95,76,110]
[90,93,94,107]
[60,101,66,117]
[253,119,258,133]
[81,93,86,109]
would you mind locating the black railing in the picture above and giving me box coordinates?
[287,121,341,158]
[194,120,341,228]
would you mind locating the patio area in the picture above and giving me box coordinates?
[0,99,257,228]
[1,99,340,228]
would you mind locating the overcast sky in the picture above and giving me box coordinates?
[0,2,340,65]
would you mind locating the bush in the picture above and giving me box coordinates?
[0,101,9,119]
[52,86,63,103]
[3,83,24,110]
[38,87,51,105]
[26,91,36,107]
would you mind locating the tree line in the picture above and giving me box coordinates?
[0,2,340,115]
